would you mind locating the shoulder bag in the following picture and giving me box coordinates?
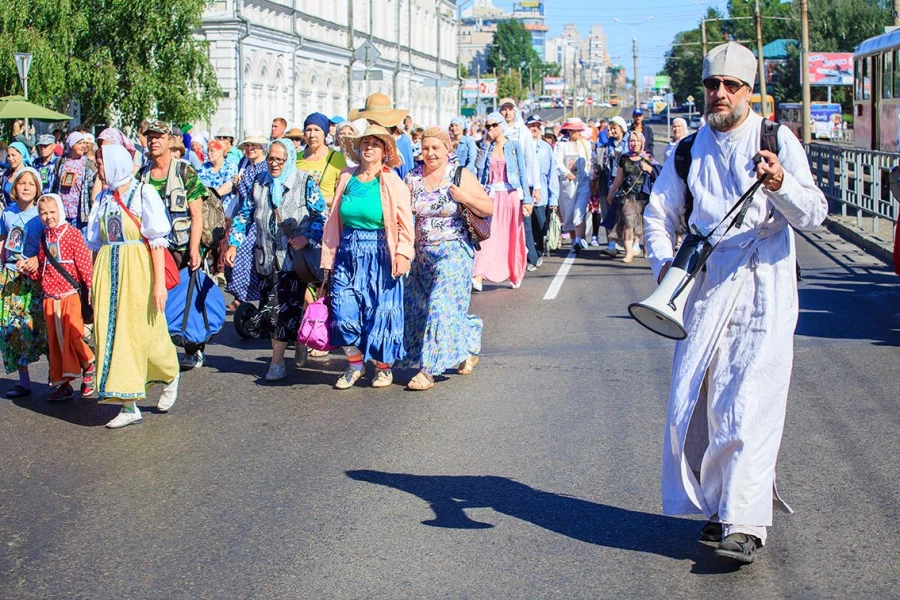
[114,187,180,290]
[454,166,492,251]
[40,236,93,325]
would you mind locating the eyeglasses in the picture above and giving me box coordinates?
[486,123,500,129]
[266,156,287,166]
[702,77,745,94]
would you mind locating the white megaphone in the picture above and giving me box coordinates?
[628,233,714,340]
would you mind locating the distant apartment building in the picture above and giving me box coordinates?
[458,0,548,75]
[546,23,610,98]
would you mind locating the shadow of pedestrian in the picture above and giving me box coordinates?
[346,470,741,573]
[9,392,117,427]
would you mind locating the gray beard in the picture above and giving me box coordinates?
[706,102,746,131]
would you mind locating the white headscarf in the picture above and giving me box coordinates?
[100,144,135,190]
[38,193,68,228]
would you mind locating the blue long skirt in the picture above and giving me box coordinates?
[226,223,262,302]
[331,228,405,364]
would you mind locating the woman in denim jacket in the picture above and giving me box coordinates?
[471,112,531,291]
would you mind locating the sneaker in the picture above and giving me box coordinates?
[371,368,393,388]
[526,263,538,272]
[295,345,308,368]
[335,366,363,389]
[265,362,287,382]
[81,364,95,397]
[536,256,544,268]
[179,351,204,370]
[48,383,75,402]
[106,405,142,429]
[714,533,761,564]
[602,242,618,256]
[508,280,521,289]
[157,373,180,411]
[590,236,600,246]
[471,278,483,292]
[579,238,589,250]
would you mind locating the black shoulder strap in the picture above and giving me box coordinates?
[41,235,83,291]
[674,133,697,220]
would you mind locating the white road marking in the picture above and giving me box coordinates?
[543,250,576,300]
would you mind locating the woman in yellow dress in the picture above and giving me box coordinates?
[87,144,180,429]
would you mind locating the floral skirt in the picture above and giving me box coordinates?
[400,240,482,375]
[615,193,647,241]
[0,269,48,373]
[226,223,262,302]
[331,228,405,364]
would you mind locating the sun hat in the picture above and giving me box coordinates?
[560,117,587,132]
[341,123,401,168]
[285,128,305,140]
[215,126,236,140]
[238,132,270,148]
[348,93,408,127]
[609,116,628,132]
[498,97,517,109]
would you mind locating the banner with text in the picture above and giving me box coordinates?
[462,78,498,100]
[808,53,853,86]
[543,77,565,93]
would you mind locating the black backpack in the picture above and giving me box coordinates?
[673,119,780,221]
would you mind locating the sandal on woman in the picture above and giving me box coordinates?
[309,349,329,358]
[407,372,435,391]
[457,355,480,375]
[371,368,393,388]
[335,366,363,390]
[226,299,242,312]
[48,383,74,402]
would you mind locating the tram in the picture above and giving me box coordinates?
[853,29,900,151]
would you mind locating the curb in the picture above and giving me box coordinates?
[823,216,894,265]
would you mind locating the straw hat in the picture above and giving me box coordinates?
[348,93,408,127]
[341,123,401,168]
[284,127,305,140]
[238,132,270,148]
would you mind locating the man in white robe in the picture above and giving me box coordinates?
[643,42,827,564]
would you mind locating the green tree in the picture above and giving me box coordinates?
[0,0,220,128]
[488,20,541,74]
[497,69,524,101]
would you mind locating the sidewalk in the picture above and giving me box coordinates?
[824,213,895,266]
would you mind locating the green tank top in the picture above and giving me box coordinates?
[340,175,385,230]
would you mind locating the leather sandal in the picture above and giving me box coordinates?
[700,520,722,542]
[715,533,761,564]
[407,372,435,391]
[457,355,480,375]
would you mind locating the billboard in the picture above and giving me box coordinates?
[543,77,565,92]
[808,53,853,86]
[461,78,498,100]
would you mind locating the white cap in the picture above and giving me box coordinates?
[703,42,757,88]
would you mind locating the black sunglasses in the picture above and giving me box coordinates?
[702,77,745,94]
[486,123,500,129]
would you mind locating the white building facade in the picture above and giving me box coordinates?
[197,0,460,138]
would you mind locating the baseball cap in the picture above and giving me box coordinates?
[633,108,644,116]
[37,134,56,146]
[145,121,173,135]
[525,115,543,126]
[330,116,346,124]
[498,97,516,109]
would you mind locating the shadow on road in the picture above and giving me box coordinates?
[346,470,741,574]
[8,392,118,427]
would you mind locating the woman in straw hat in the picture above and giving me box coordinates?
[320,124,414,390]
[471,112,530,291]
[399,127,492,390]
[348,93,415,179]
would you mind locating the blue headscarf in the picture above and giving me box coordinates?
[450,116,467,130]
[303,112,331,134]
[485,112,509,135]
[264,138,297,208]
[8,142,32,167]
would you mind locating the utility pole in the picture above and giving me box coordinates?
[895,0,900,26]
[632,34,639,108]
[701,19,707,60]
[800,0,811,143]
[755,0,767,116]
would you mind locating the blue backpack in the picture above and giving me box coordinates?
[166,268,226,347]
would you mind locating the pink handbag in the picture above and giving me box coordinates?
[297,297,335,352]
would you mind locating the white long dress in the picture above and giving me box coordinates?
[554,138,593,231]
[643,112,827,543]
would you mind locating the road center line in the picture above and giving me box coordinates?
[543,250,576,300]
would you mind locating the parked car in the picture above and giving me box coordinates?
[689,115,703,129]
[598,102,612,108]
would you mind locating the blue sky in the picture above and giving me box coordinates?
[493,0,728,85]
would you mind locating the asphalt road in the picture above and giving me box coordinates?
[1,227,899,598]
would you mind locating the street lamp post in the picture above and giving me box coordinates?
[14,52,33,143]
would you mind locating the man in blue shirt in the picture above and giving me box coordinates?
[525,115,560,268]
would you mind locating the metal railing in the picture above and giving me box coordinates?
[806,142,897,240]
